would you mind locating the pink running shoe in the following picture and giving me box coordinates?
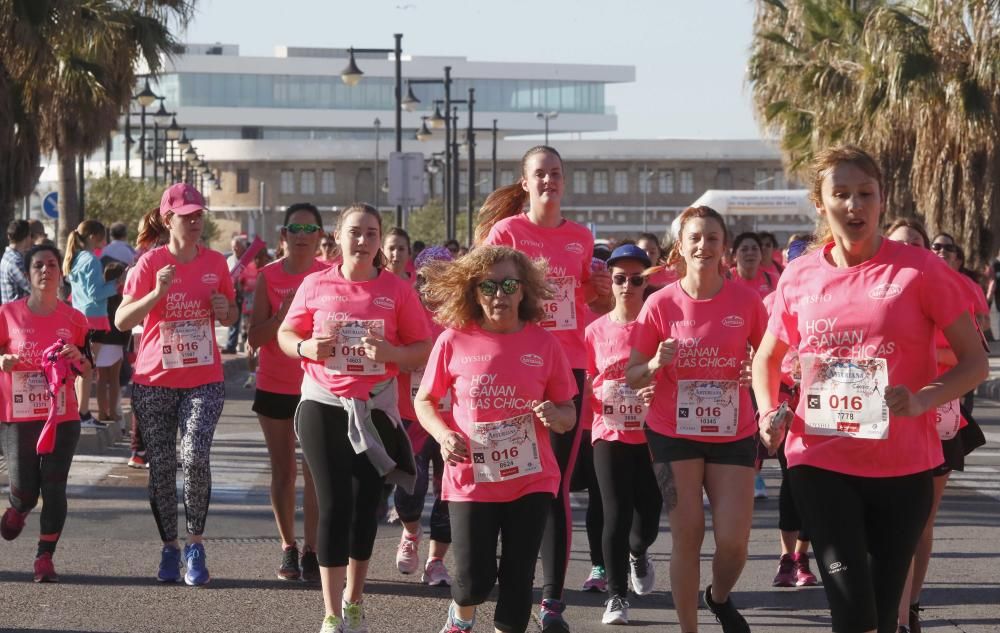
[395,530,421,575]
[422,558,452,586]
[1,507,27,541]
[34,552,58,583]
[792,552,819,586]
[772,553,796,587]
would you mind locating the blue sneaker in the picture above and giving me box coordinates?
[754,473,768,499]
[183,542,210,586]
[157,545,181,583]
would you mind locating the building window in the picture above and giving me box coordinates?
[679,169,694,194]
[773,169,786,189]
[573,171,587,194]
[280,170,295,194]
[639,170,654,194]
[236,169,250,194]
[478,170,491,195]
[593,170,608,194]
[716,168,732,189]
[614,170,629,194]
[658,170,674,194]
[321,169,336,194]
[755,168,770,190]
[300,170,316,195]
[500,170,515,186]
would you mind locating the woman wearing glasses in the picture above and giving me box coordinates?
[626,205,767,633]
[476,145,612,633]
[248,203,328,583]
[415,245,577,633]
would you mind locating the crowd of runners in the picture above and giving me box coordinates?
[0,143,992,633]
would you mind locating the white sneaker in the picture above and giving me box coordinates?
[342,601,368,633]
[629,552,655,596]
[396,530,421,575]
[602,595,630,625]
[422,558,452,586]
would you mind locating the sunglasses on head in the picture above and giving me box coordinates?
[612,274,645,287]
[477,278,521,297]
[284,223,321,234]
[931,243,958,253]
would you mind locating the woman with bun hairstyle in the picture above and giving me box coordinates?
[753,146,988,633]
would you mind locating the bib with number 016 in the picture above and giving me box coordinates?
[160,318,214,369]
[600,379,647,431]
[324,319,385,376]
[935,399,961,440]
[470,413,542,483]
[801,356,889,440]
[539,276,577,331]
[411,366,452,412]
[11,371,66,420]
[676,380,739,436]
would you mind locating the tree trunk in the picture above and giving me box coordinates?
[57,154,79,246]
[0,197,13,251]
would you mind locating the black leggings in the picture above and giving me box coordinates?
[450,493,551,633]
[540,368,586,601]
[570,430,604,567]
[393,426,450,543]
[790,466,932,633]
[776,440,808,539]
[593,439,662,597]
[295,400,397,567]
[0,420,80,541]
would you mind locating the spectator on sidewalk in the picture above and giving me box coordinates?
[102,222,136,267]
[1,220,32,304]
[224,235,248,353]
[28,220,52,247]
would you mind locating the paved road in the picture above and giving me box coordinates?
[1,360,998,633]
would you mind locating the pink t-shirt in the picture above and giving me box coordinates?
[484,214,594,369]
[0,300,89,424]
[255,259,328,395]
[768,239,967,477]
[284,265,431,399]
[732,268,775,299]
[398,310,453,452]
[240,262,259,316]
[586,314,647,445]
[577,304,605,432]
[634,280,767,442]
[420,322,577,503]
[647,267,679,288]
[123,245,235,388]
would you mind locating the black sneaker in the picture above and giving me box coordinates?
[704,584,751,633]
[301,548,320,583]
[908,603,922,633]
[278,544,300,581]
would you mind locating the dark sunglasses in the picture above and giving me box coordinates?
[284,223,321,234]
[931,243,958,253]
[612,274,645,287]
[477,278,521,297]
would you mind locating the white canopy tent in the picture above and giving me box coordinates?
[686,189,816,238]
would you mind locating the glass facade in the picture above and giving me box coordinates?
[153,73,608,114]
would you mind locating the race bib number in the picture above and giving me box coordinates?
[411,366,451,412]
[470,413,542,483]
[540,276,577,331]
[676,380,739,436]
[11,371,66,420]
[935,399,961,440]
[600,379,646,431]
[324,319,385,376]
[160,318,214,369]
[801,356,889,440]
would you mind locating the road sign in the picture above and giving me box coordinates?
[388,152,427,207]
[42,191,58,219]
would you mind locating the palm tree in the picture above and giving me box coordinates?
[0,0,193,245]
[748,0,1000,267]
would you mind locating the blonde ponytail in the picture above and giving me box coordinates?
[63,220,106,276]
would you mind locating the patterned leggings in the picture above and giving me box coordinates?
[132,382,225,542]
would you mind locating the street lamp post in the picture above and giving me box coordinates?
[465,88,475,246]
[407,66,453,231]
[492,119,498,190]
[536,111,559,145]
[151,101,172,185]
[641,164,655,232]
[374,117,381,209]
[341,33,404,227]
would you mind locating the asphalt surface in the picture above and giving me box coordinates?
[1,354,998,633]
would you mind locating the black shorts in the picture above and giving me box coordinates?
[645,429,756,468]
[252,389,301,420]
[932,403,986,477]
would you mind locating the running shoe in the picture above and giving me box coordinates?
[792,552,818,587]
[301,548,320,583]
[1,507,27,541]
[342,600,368,633]
[704,584,751,633]
[422,557,452,587]
[583,564,608,593]
[540,598,570,633]
[897,627,911,633]
[438,603,474,633]
[629,552,655,596]
[602,594,630,625]
[395,529,421,575]
[772,553,796,587]
[753,473,768,499]
[320,615,345,633]
[127,452,148,469]
[33,552,58,583]
[278,543,301,581]
[80,413,108,430]
[157,544,181,583]
[909,603,922,633]
[243,373,255,389]
[183,542,210,586]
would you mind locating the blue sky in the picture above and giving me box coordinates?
[182,0,762,140]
